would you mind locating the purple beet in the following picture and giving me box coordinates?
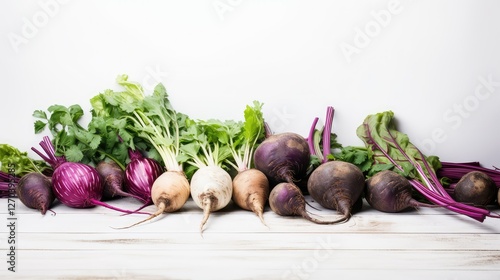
[96,160,144,202]
[365,170,437,213]
[16,172,55,215]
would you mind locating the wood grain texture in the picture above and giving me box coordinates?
[1,197,499,279]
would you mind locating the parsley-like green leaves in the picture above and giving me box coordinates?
[0,144,51,176]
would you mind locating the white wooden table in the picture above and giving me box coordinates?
[1,196,499,279]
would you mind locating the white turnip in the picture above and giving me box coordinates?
[190,165,233,233]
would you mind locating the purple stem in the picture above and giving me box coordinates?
[367,124,497,222]
[393,135,499,221]
[409,180,486,222]
[0,171,19,183]
[128,149,144,162]
[1,182,14,198]
[307,117,319,156]
[322,106,334,163]
[438,161,500,187]
[31,136,66,169]
[264,122,273,138]
[90,199,150,215]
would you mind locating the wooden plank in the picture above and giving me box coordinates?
[9,232,500,251]
[3,250,500,278]
[3,268,500,280]
[2,197,500,279]
[1,204,498,234]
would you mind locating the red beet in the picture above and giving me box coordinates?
[307,161,365,223]
[253,132,310,186]
[16,172,55,215]
[269,182,345,224]
[96,161,144,202]
[365,170,436,213]
[454,171,497,207]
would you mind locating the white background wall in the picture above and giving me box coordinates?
[1,0,499,168]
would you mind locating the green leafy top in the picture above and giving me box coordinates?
[0,144,51,176]
[355,110,441,182]
[33,75,188,171]
[227,101,265,171]
[34,96,132,170]
[178,118,233,177]
[90,74,189,172]
[33,104,103,164]
[178,101,265,176]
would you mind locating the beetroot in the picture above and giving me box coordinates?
[307,160,365,223]
[454,171,497,206]
[96,160,144,202]
[124,149,164,204]
[365,170,437,213]
[253,132,310,186]
[16,172,55,215]
[269,182,344,224]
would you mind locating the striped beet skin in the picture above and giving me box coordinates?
[51,162,103,208]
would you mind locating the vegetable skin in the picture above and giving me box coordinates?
[307,160,365,223]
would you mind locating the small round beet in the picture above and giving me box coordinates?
[454,171,497,206]
[269,182,346,224]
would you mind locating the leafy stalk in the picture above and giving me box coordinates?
[356,111,500,222]
[91,75,188,172]
[226,101,265,172]
[0,144,51,176]
[34,101,129,169]
[179,119,232,174]
[306,106,341,167]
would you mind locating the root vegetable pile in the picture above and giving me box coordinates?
[2,74,498,233]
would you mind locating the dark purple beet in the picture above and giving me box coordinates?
[96,161,144,202]
[365,170,436,213]
[30,136,151,215]
[307,161,365,223]
[254,132,310,186]
[16,172,55,215]
[269,182,345,224]
[454,171,497,206]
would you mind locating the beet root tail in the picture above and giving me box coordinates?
[112,202,166,230]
